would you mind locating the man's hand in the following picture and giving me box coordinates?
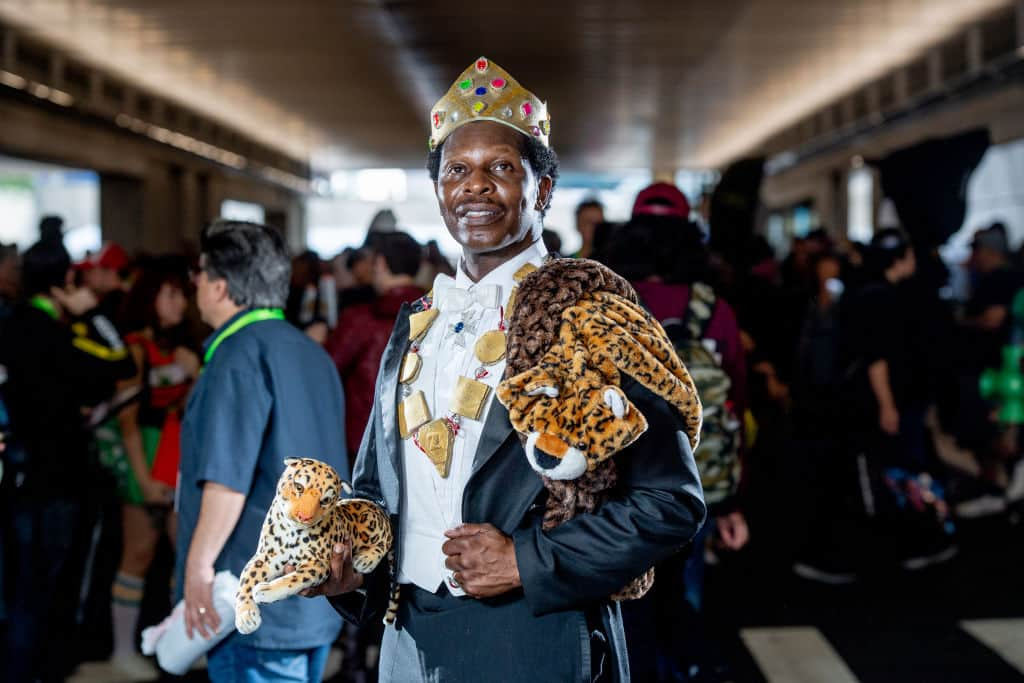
[140,477,175,505]
[715,511,750,551]
[879,404,900,436]
[442,523,520,599]
[50,285,98,317]
[297,540,364,597]
[184,562,220,640]
[173,346,201,379]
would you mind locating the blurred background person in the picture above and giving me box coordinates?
[327,231,425,460]
[0,236,136,682]
[573,198,604,258]
[601,182,748,682]
[0,244,19,320]
[84,257,199,681]
[77,241,132,330]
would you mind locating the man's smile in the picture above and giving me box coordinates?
[455,201,505,227]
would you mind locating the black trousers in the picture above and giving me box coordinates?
[381,584,613,683]
[2,492,81,683]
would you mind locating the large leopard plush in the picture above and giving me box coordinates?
[235,458,392,635]
[497,258,702,601]
[498,290,701,480]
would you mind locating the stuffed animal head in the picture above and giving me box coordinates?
[498,360,648,480]
[278,458,350,527]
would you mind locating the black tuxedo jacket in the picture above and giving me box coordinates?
[331,301,706,681]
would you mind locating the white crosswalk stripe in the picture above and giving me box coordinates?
[962,619,1024,674]
[741,627,860,683]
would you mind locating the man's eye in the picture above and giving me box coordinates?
[447,165,465,175]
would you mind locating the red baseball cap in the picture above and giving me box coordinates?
[77,242,130,272]
[632,183,692,220]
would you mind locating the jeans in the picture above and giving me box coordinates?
[207,639,331,683]
[2,494,80,683]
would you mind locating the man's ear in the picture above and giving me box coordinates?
[535,175,554,212]
[211,277,230,303]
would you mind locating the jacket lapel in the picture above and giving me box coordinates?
[470,399,516,476]
[377,303,410,500]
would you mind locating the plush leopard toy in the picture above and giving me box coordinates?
[497,258,702,600]
[498,290,701,479]
[235,458,393,635]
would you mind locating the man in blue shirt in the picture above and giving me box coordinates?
[176,220,348,682]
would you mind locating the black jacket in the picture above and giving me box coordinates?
[330,303,706,682]
[0,303,136,497]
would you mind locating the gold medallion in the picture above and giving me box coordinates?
[398,390,431,439]
[474,330,507,365]
[513,263,537,282]
[451,376,491,421]
[399,352,422,384]
[417,419,454,478]
[408,309,439,342]
[506,286,518,319]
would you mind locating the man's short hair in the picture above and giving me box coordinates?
[200,220,290,308]
[22,239,70,297]
[426,131,559,217]
[376,232,423,278]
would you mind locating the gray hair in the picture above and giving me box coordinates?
[200,219,290,309]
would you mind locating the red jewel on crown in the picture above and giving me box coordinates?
[520,101,533,119]
[476,58,489,73]
[433,111,444,129]
[490,78,506,91]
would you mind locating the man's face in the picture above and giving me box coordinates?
[194,257,223,326]
[83,266,119,295]
[576,206,604,243]
[971,246,1005,274]
[435,121,551,255]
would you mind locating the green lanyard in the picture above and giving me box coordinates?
[29,295,60,320]
[203,308,284,365]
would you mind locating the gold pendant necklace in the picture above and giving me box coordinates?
[396,260,537,477]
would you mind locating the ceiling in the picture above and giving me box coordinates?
[0,0,1012,172]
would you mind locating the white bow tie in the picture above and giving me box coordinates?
[434,278,501,313]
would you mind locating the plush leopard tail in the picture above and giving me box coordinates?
[383,550,400,625]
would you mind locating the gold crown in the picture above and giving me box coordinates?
[428,57,551,151]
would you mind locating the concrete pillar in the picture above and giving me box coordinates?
[100,174,144,251]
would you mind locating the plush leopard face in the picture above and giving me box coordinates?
[278,457,344,527]
[499,353,647,480]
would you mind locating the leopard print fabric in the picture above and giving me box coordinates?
[235,458,393,634]
[498,291,701,479]
[500,258,702,601]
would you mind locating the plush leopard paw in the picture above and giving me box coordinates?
[351,551,381,574]
[235,600,261,634]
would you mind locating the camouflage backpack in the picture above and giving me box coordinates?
[661,283,741,506]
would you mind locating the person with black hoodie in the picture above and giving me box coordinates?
[0,237,135,682]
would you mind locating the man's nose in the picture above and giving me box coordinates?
[465,167,494,195]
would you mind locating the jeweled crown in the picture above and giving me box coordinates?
[428,57,551,151]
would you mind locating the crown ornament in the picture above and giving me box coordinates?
[429,57,551,151]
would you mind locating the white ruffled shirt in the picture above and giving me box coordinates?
[396,240,547,595]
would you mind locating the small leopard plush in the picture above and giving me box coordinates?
[235,458,392,635]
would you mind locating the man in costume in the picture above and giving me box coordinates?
[316,58,706,682]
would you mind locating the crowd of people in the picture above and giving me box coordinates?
[2,194,1018,682]
[0,64,1020,683]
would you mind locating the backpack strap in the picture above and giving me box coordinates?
[681,282,717,341]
